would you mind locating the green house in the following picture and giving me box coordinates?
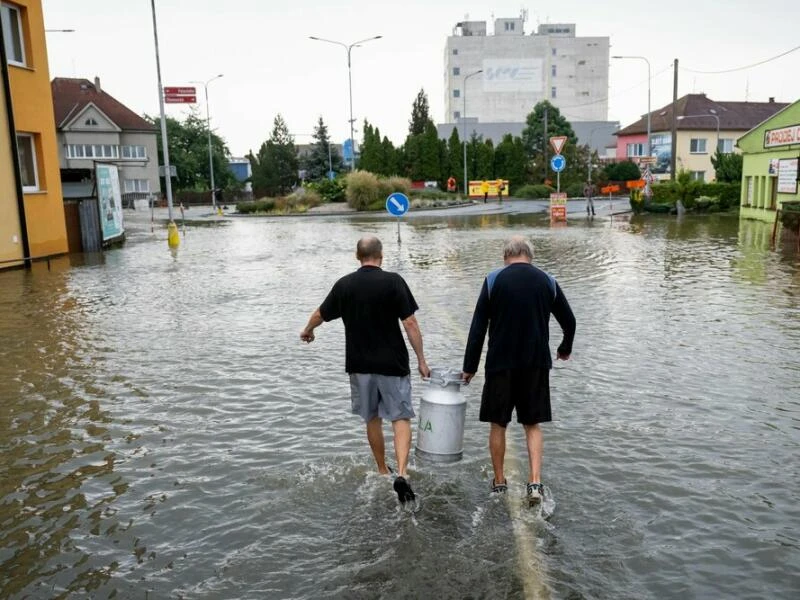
[738,99,800,222]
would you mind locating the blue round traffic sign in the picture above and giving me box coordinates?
[385,192,409,217]
[550,154,566,173]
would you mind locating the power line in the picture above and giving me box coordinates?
[556,63,672,112]
[682,44,800,74]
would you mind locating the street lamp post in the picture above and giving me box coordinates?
[191,74,223,212]
[462,69,483,196]
[612,55,651,158]
[309,35,382,171]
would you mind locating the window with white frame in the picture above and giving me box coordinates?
[691,171,705,182]
[504,22,515,31]
[626,143,644,157]
[453,111,460,120]
[690,138,707,153]
[16,133,38,191]
[717,138,734,154]
[551,65,557,77]
[85,118,98,126]
[452,48,458,55]
[551,47,557,56]
[123,179,150,193]
[453,89,460,98]
[66,144,119,159]
[121,145,146,159]
[452,66,460,76]
[1,2,26,66]
[551,86,557,99]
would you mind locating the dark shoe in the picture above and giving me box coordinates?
[490,478,508,494]
[526,482,543,506]
[393,476,416,504]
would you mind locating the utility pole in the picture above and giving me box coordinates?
[671,58,679,181]
[543,105,548,183]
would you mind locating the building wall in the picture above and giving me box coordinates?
[737,101,800,222]
[0,62,24,265]
[120,130,160,194]
[6,0,68,258]
[617,129,746,181]
[444,22,609,124]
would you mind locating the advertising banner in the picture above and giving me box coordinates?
[777,158,798,194]
[550,192,567,221]
[468,179,508,198]
[95,164,124,242]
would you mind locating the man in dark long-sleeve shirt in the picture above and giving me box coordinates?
[462,236,576,505]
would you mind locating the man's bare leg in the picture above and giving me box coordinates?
[489,423,507,484]
[391,418,412,477]
[366,417,390,474]
[524,423,543,483]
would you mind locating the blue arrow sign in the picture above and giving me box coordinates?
[550,154,566,173]
[386,192,409,217]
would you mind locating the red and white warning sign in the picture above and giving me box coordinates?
[549,136,567,154]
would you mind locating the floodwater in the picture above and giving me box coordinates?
[1,208,799,599]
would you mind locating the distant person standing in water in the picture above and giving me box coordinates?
[583,180,596,217]
[300,236,431,506]
[461,236,575,506]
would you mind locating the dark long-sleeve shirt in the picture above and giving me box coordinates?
[462,262,576,374]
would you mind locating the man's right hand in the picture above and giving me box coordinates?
[556,351,570,361]
[300,329,315,343]
[461,372,475,384]
[418,359,431,379]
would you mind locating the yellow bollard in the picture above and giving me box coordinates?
[167,221,180,249]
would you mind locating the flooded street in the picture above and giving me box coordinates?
[1,210,799,599]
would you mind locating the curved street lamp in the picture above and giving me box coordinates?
[309,35,382,170]
[462,69,483,195]
[190,74,224,211]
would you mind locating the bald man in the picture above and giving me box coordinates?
[301,236,431,507]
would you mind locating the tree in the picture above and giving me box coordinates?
[446,128,463,188]
[357,120,383,174]
[710,150,743,183]
[303,116,343,180]
[521,101,579,182]
[148,111,234,192]
[249,114,298,196]
[494,134,527,189]
[603,160,642,182]
[409,89,431,137]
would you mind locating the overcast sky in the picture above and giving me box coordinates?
[42,0,800,157]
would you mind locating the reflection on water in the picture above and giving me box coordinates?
[1,213,798,599]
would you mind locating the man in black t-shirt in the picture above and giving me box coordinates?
[461,236,575,506]
[301,236,431,506]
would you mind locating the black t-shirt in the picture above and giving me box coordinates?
[319,266,418,376]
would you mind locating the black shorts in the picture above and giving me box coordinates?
[479,366,551,426]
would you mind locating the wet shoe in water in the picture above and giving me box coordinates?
[526,482,543,506]
[490,479,508,494]
[393,476,416,504]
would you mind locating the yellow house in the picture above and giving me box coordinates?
[1,0,67,269]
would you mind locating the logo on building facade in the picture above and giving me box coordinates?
[482,59,543,92]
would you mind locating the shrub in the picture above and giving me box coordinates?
[287,189,322,210]
[411,188,451,200]
[386,176,412,196]
[237,198,275,214]
[307,177,347,203]
[515,184,555,199]
[565,182,585,198]
[345,170,380,210]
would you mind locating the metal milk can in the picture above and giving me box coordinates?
[415,367,467,463]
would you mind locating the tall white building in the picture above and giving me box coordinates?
[444,19,609,125]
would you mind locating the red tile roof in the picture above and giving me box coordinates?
[51,77,155,132]
[616,93,789,136]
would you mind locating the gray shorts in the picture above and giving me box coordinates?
[348,374,415,422]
